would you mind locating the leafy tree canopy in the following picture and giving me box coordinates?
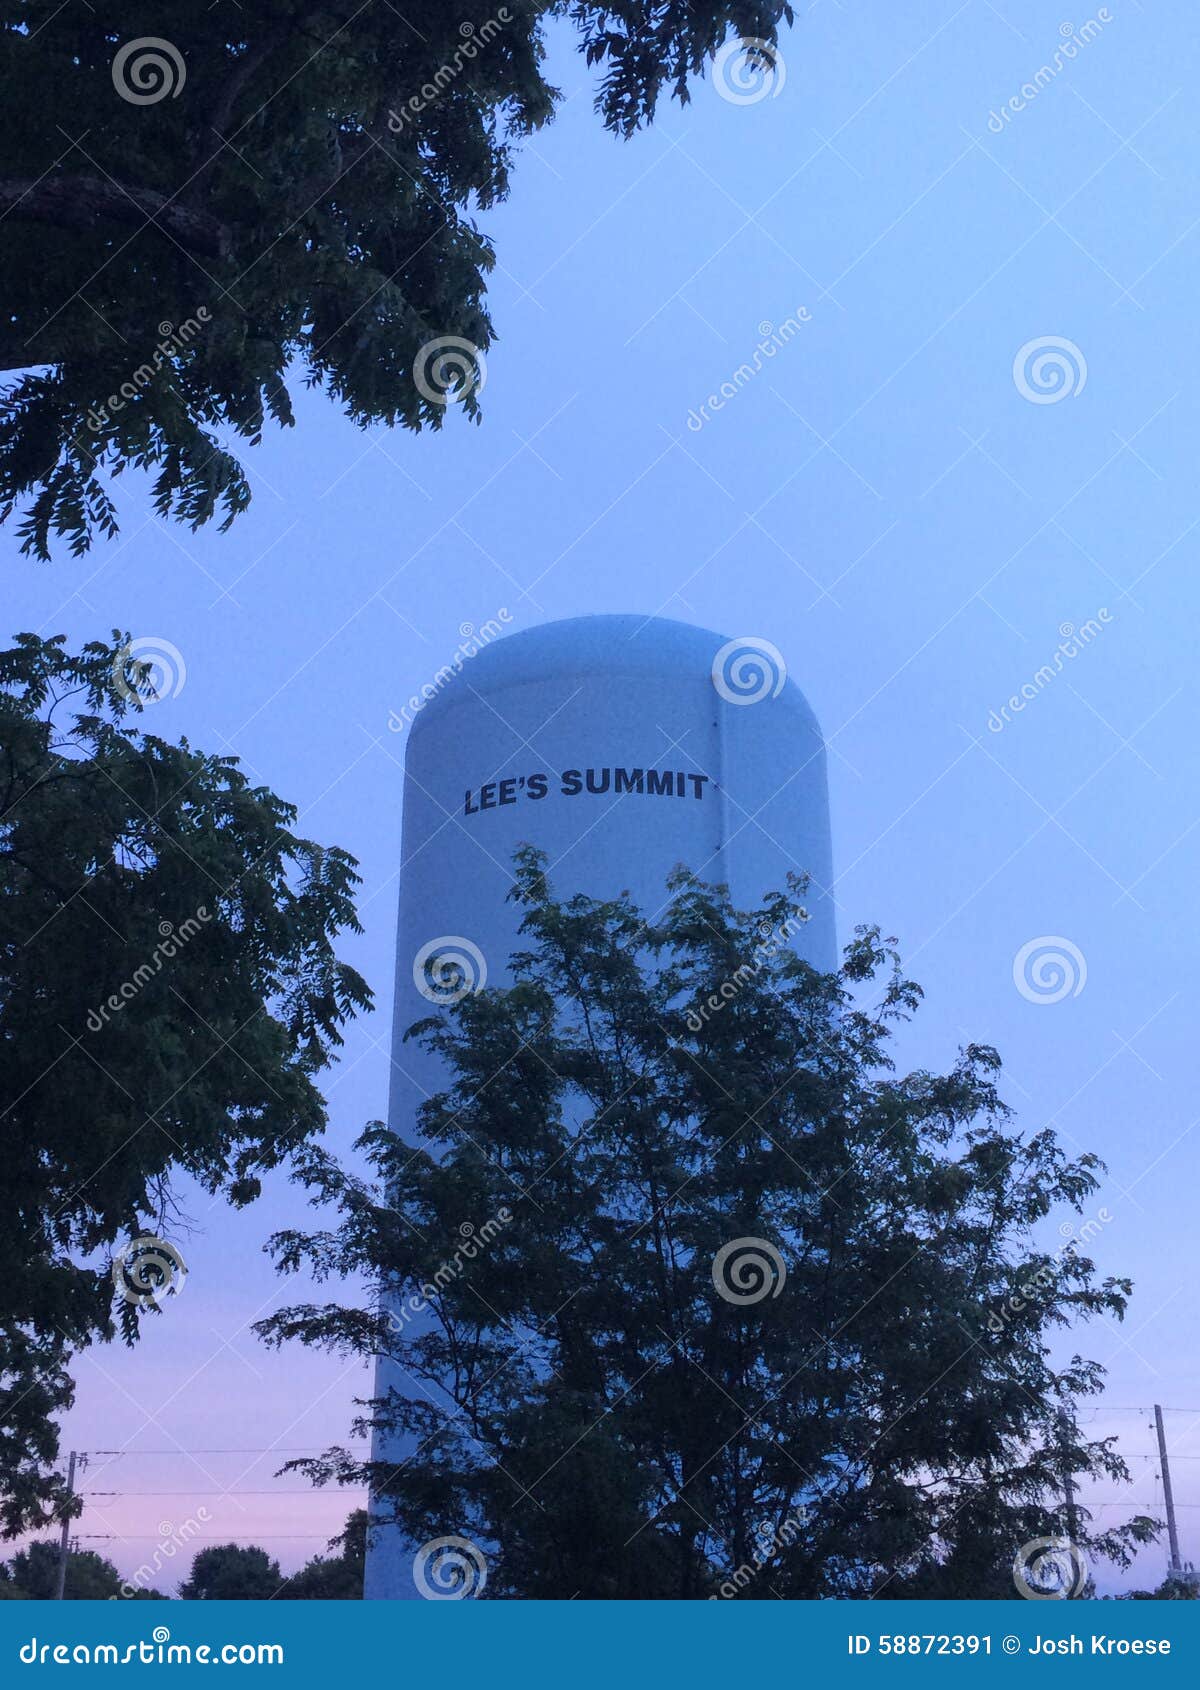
[179,1543,283,1601]
[277,1509,367,1599]
[259,848,1156,1599]
[1123,1571,1198,1601]
[0,1539,165,1599]
[0,2,795,558]
[0,632,370,1534]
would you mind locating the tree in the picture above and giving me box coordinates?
[0,2,795,558]
[0,632,371,1534]
[259,848,1156,1599]
[1123,1571,1199,1600]
[180,1544,283,1601]
[278,1510,367,1599]
[0,1539,164,1599]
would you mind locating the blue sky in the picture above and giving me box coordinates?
[6,0,1199,1592]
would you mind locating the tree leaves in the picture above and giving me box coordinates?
[258,848,1154,1598]
[0,2,794,557]
[0,631,371,1534]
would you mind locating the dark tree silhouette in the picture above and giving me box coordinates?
[180,1544,283,1601]
[0,2,795,557]
[0,632,370,1534]
[259,849,1156,1599]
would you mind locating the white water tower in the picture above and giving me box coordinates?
[366,613,835,1598]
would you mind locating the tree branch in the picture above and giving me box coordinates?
[0,176,230,260]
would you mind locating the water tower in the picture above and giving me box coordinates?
[366,613,835,1598]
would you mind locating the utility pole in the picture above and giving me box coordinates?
[1154,1405,1183,1579]
[52,1450,77,1601]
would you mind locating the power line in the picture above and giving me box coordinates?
[85,1447,331,1457]
[1086,1501,1200,1510]
[77,1534,341,1542]
[1095,1407,1200,1416]
[82,1490,361,1499]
